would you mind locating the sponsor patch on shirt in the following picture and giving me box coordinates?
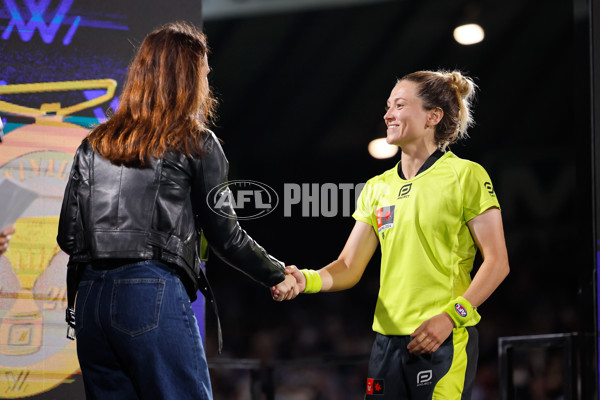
[484,181,495,197]
[376,205,395,234]
[366,378,385,395]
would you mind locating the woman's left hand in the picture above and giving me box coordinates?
[407,313,454,355]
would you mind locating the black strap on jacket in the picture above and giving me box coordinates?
[65,261,83,340]
[195,260,223,354]
[196,230,223,354]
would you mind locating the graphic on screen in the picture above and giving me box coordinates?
[0,80,115,398]
[0,1,202,397]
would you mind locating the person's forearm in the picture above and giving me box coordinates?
[319,258,363,292]
[462,256,509,307]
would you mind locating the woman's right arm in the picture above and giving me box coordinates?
[191,132,286,287]
[291,220,379,293]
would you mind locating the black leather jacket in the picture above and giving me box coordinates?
[57,131,286,300]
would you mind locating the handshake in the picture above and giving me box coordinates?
[270,265,306,302]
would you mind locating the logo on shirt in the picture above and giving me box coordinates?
[366,378,385,395]
[484,182,495,196]
[455,303,468,317]
[376,205,395,233]
[397,183,412,199]
[417,370,433,386]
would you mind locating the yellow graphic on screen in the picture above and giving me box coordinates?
[0,79,116,398]
[0,79,116,116]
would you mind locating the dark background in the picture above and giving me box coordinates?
[200,0,595,398]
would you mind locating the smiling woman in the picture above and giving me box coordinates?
[386,71,475,149]
[278,69,509,400]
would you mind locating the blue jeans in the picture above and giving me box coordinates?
[75,260,212,400]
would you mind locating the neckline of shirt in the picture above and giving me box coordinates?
[396,150,450,181]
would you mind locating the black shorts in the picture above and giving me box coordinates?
[365,327,478,399]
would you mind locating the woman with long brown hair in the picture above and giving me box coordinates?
[58,22,297,400]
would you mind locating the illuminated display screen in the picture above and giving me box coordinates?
[0,1,201,398]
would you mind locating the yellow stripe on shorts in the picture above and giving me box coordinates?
[432,328,469,399]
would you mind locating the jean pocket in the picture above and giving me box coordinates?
[111,278,166,337]
[74,280,93,338]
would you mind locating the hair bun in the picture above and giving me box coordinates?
[446,71,474,99]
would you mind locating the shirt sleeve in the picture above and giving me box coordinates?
[460,161,501,222]
[352,180,375,228]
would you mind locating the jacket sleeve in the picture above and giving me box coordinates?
[192,132,286,287]
[57,144,84,255]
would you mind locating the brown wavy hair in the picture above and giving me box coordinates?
[400,70,476,150]
[88,22,217,167]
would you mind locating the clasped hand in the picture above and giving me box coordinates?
[270,265,304,301]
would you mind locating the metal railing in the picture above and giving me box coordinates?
[498,332,579,400]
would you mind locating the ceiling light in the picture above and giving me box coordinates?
[368,138,398,159]
[453,23,485,45]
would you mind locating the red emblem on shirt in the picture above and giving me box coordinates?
[366,378,385,395]
[376,206,395,232]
